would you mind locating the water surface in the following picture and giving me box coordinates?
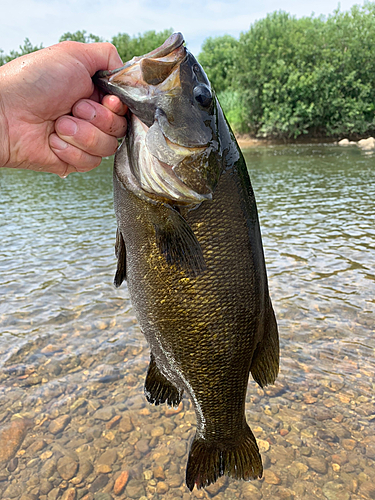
[0,144,374,500]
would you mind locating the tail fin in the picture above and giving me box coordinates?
[185,424,262,491]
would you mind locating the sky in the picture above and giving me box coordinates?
[0,0,368,57]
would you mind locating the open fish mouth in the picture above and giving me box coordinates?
[94,32,217,206]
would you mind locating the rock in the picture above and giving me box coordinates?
[135,439,149,454]
[307,456,328,474]
[106,416,121,430]
[338,138,356,146]
[40,480,54,494]
[257,439,270,452]
[342,438,356,451]
[151,426,164,438]
[241,482,262,499]
[57,456,79,480]
[366,444,375,459]
[96,464,112,473]
[125,479,145,498]
[7,457,18,472]
[153,465,165,480]
[156,481,169,494]
[118,416,133,433]
[49,415,71,435]
[94,407,115,422]
[0,418,32,463]
[359,481,375,499]
[173,440,187,457]
[264,469,281,485]
[61,489,77,500]
[98,449,117,466]
[40,458,57,478]
[90,474,109,493]
[167,474,183,488]
[93,494,112,500]
[113,471,129,495]
[358,137,375,150]
[3,483,22,498]
[322,481,350,500]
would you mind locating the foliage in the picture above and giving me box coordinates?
[0,38,43,65]
[199,3,375,137]
[198,35,238,93]
[111,29,173,62]
[59,30,103,43]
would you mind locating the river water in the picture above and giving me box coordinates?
[0,144,374,500]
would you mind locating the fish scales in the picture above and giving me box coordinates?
[94,32,279,491]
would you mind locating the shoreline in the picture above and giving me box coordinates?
[235,133,375,150]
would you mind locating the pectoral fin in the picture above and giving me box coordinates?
[154,206,207,277]
[114,228,127,287]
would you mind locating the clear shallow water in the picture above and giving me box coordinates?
[0,144,374,500]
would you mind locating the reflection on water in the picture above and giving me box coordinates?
[0,145,374,500]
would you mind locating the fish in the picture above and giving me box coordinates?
[93,32,279,491]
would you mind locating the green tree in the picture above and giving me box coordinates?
[0,38,43,65]
[112,29,173,62]
[198,35,238,93]
[59,30,103,43]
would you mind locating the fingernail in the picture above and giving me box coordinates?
[74,101,96,120]
[50,135,68,150]
[56,117,78,136]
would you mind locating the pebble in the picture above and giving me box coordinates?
[307,456,328,474]
[125,479,145,498]
[342,438,357,451]
[0,418,32,463]
[264,469,281,485]
[257,439,270,452]
[153,465,165,480]
[90,474,109,493]
[156,481,169,494]
[94,407,115,422]
[49,415,71,435]
[57,456,79,480]
[113,470,129,495]
[118,416,133,433]
[61,488,77,500]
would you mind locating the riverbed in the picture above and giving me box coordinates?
[0,144,374,500]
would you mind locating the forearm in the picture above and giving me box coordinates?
[0,84,10,168]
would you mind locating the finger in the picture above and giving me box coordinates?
[72,99,127,138]
[101,95,128,116]
[49,133,103,173]
[55,116,119,157]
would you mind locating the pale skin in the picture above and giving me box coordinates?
[0,41,128,177]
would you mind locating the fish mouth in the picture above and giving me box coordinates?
[94,32,215,205]
[94,32,187,119]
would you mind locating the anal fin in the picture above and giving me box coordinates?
[250,302,279,387]
[144,354,183,407]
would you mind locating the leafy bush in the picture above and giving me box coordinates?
[200,3,375,138]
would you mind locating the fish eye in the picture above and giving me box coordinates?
[193,64,200,75]
[193,85,212,108]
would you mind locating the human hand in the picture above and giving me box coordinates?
[0,42,127,177]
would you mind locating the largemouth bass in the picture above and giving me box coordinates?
[94,32,279,491]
